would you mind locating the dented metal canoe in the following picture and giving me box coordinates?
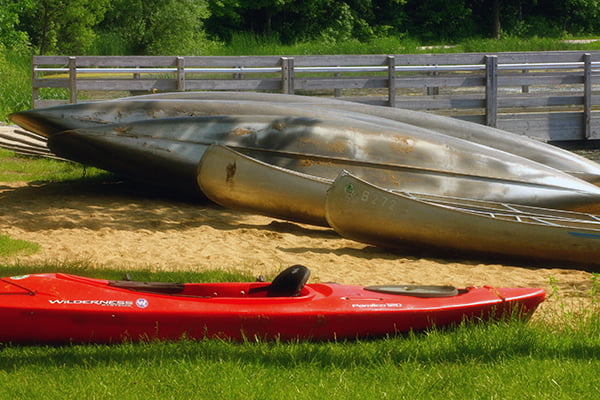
[125,92,600,183]
[325,171,600,268]
[9,92,600,183]
[46,115,600,210]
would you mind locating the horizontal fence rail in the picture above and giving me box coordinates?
[31,51,600,142]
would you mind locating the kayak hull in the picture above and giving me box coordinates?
[0,273,545,343]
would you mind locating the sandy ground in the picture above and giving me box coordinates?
[0,125,597,321]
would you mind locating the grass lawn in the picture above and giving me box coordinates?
[0,298,598,400]
[0,263,598,399]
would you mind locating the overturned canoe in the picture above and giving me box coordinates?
[0,267,545,343]
[325,171,600,268]
[10,93,600,182]
[47,115,600,210]
[123,91,600,182]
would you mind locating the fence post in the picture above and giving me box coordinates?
[32,57,39,108]
[485,55,498,128]
[68,56,77,104]
[584,53,592,139]
[521,69,529,93]
[177,57,186,92]
[387,56,396,107]
[427,64,439,96]
[334,68,341,97]
[281,57,295,94]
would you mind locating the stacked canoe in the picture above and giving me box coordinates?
[8,92,600,268]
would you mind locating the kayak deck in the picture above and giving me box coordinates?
[0,270,545,343]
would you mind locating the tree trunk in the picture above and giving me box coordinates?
[492,0,501,39]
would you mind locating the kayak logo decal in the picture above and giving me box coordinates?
[351,303,403,309]
[135,298,149,309]
[48,299,134,307]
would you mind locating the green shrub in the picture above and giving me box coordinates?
[0,47,31,121]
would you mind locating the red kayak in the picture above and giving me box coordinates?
[0,266,545,343]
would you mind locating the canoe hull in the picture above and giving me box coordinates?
[131,93,600,182]
[325,172,600,268]
[10,92,600,183]
[0,273,545,343]
[198,145,600,228]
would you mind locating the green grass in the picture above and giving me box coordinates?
[0,263,255,283]
[212,32,600,56]
[0,235,39,257]
[2,337,597,400]
[0,48,30,120]
[0,266,598,399]
[0,263,598,399]
[0,149,108,183]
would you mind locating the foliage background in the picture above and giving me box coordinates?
[3,0,600,56]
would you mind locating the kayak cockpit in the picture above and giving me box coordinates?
[107,264,312,298]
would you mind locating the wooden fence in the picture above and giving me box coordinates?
[32,51,600,142]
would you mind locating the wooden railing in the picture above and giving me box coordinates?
[32,51,600,142]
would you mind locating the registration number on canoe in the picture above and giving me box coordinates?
[345,184,397,210]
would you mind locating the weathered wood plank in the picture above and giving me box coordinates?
[32,99,69,108]
[184,79,282,91]
[395,75,486,88]
[33,78,69,88]
[497,112,586,141]
[497,94,584,108]
[294,77,389,90]
[76,80,179,91]
[392,95,486,110]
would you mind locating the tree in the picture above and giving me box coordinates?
[20,0,110,54]
[101,0,211,55]
[404,0,477,42]
[0,0,33,49]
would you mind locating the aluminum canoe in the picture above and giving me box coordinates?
[325,171,600,268]
[10,93,600,182]
[124,91,600,183]
[46,115,600,211]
